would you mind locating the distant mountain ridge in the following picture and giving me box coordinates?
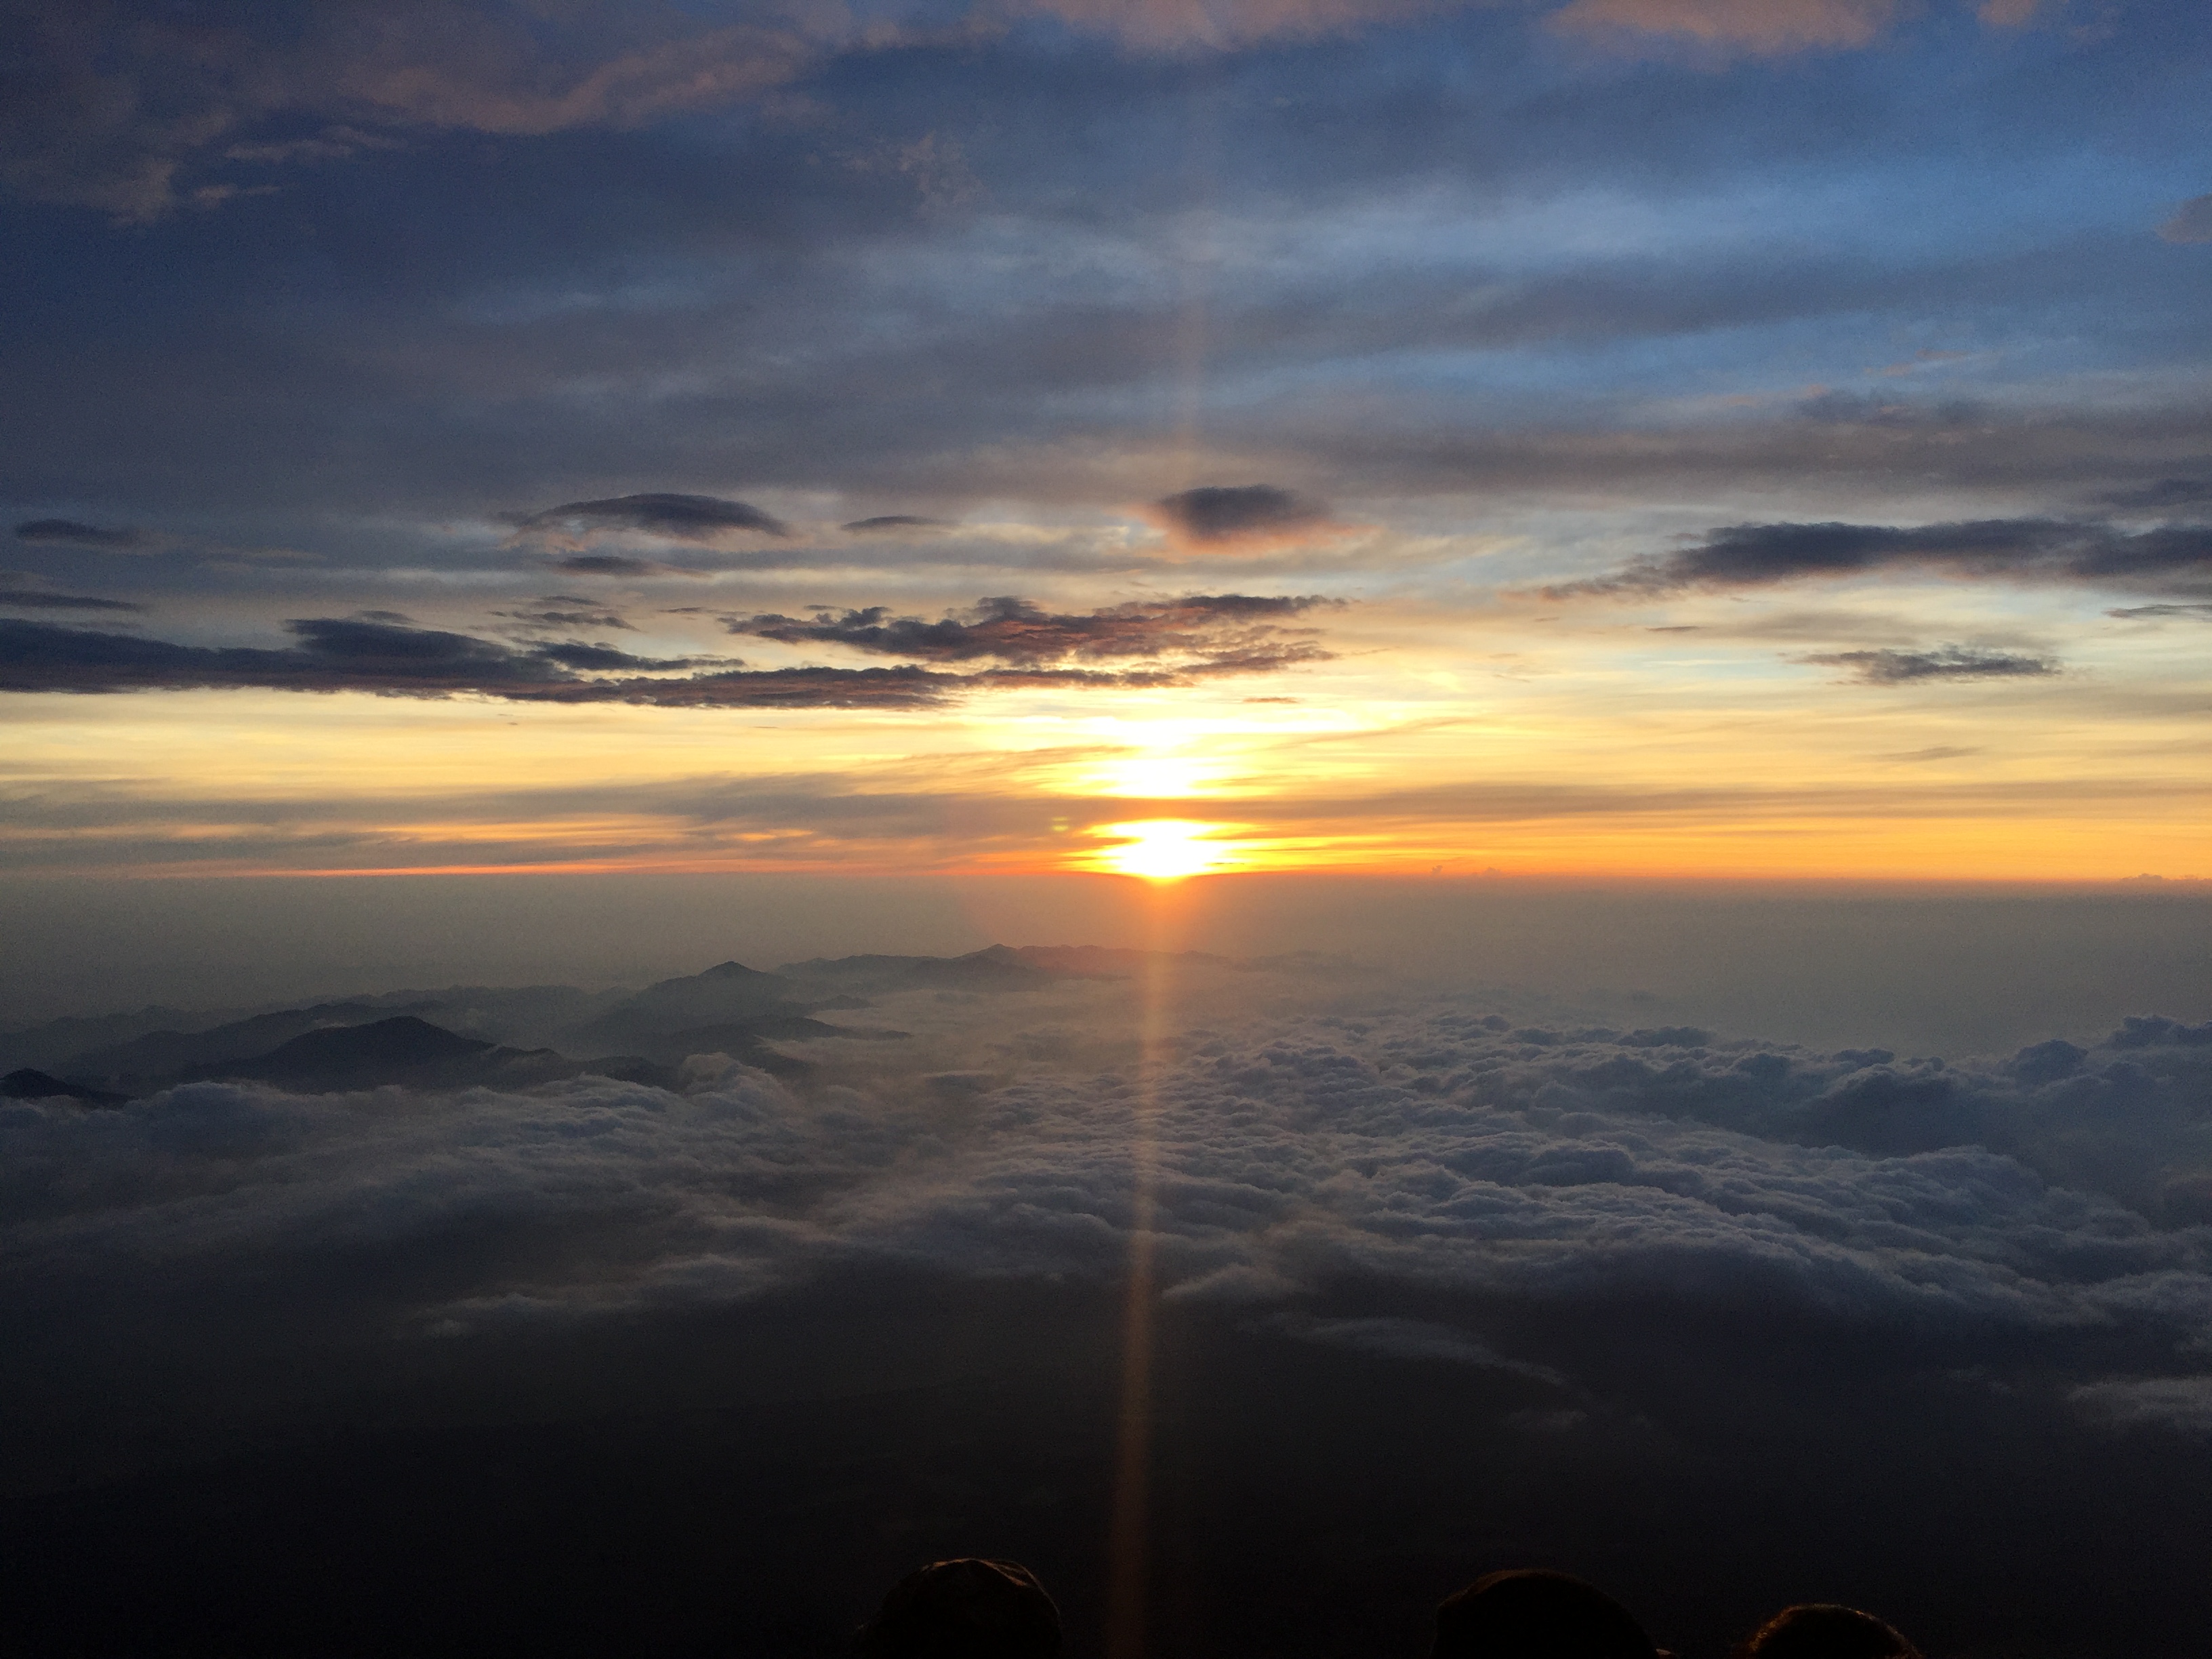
[13,945,1250,1101]
[62,1002,442,1092]
[1,1069,129,1108]
[558,960,800,1060]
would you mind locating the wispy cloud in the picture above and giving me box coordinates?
[511,493,791,541]
[1797,646,2060,684]
[2157,194,2212,246]
[14,518,146,550]
[1546,0,1900,56]
[0,572,144,613]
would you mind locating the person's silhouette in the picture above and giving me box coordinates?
[856,1557,1063,1658]
[1734,1603,1921,1659]
[1433,1568,1660,1659]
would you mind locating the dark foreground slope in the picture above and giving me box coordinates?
[3,1276,2208,1659]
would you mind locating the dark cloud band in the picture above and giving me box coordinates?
[842,515,952,533]
[516,493,790,541]
[0,573,143,613]
[0,598,1330,710]
[1550,518,2212,598]
[1150,485,1333,545]
[730,593,1336,672]
[1797,647,2060,684]
[14,519,146,550]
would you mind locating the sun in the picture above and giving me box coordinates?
[1097,819,1231,881]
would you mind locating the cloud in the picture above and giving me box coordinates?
[1146,485,1337,550]
[1011,0,1446,51]
[553,554,671,577]
[0,593,144,613]
[842,516,954,533]
[0,3,830,221]
[1545,0,1900,56]
[2158,195,2212,246]
[0,605,1326,712]
[1796,646,2060,684]
[2095,478,2212,512]
[1870,348,1973,378]
[0,573,143,613]
[7,998,2211,1366]
[9,984,2212,1659]
[14,519,145,550]
[0,615,819,703]
[1259,1312,1572,1382]
[0,1,1510,222]
[494,602,636,630]
[514,493,791,541]
[2108,603,2212,621]
[223,126,406,166]
[730,593,1336,673]
[2072,1376,2212,1437]
[1547,518,2212,599]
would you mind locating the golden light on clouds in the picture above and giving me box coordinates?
[1083,752,1223,799]
[1,588,2205,886]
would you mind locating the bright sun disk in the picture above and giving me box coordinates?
[1097,819,1229,880]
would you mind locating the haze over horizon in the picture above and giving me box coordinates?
[4,1,2210,1655]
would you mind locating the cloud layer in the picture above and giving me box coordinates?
[1551,518,2212,599]
[10,991,2210,1382]
[0,595,1334,708]
[7,964,2212,1654]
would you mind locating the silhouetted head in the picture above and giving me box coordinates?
[1735,1604,1921,1659]
[1433,1569,1659,1659]
[857,1558,1062,1659]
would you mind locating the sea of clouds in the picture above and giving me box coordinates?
[9,988,2210,1442]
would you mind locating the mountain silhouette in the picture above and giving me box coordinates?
[168,1017,676,1094]
[0,1006,207,1075]
[59,1002,436,1092]
[774,945,1054,996]
[558,960,804,1057]
[1,1068,128,1107]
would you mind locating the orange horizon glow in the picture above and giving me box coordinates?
[94,840,2212,885]
[4,630,2205,888]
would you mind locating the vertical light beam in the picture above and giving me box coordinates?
[1104,881,1183,1659]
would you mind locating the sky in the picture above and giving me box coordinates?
[3,0,2209,893]
[6,9,2212,1657]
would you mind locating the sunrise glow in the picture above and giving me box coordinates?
[1093,820,1236,882]
[7,9,2212,1658]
